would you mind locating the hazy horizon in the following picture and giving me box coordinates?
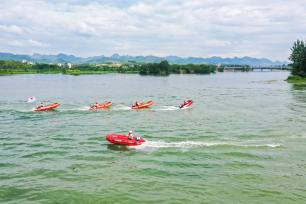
[0,51,289,63]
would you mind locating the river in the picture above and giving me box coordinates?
[1,72,306,203]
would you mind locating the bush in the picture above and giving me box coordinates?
[66,69,81,75]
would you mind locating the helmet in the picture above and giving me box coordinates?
[129,130,133,133]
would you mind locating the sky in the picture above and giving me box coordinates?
[0,0,306,60]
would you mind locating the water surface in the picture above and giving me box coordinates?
[1,72,306,203]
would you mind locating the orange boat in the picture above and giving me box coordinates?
[34,103,60,111]
[90,102,112,110]
[132,100,153,109]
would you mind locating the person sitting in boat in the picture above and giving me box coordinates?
[136,136,141,141]
[92,102,99,109]
[37,102,45,109]
[128,130,134,140]
[134,101,139,107]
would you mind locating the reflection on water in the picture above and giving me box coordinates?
[292,83,306,91]
[107,144,134,151]
[291,84,306,104]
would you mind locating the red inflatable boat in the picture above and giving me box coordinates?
[90,102,112,110]
[34,103,60,111]
[179,100,193,109]
[106,134,145,146]
[132,101,153,109]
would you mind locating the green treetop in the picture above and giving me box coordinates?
[289,40,306,77]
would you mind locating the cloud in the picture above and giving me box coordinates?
[6,39,48,47]
[0,24,24,34]
[0,0,306,60]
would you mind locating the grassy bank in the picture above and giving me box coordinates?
[286,75,306,84]
[0,69,139,75]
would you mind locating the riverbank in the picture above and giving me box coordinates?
[0,70,138,75]
[286,75,306,84]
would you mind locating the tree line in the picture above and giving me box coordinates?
[139,60,216,75]
[0,60,217,75]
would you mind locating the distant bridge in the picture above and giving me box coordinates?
[222,66,290,72]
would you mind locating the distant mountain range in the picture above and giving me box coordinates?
[0,52,289,66]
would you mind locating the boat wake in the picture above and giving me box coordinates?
[16,109,36,113]
[113,105,132,111]
[154,106,180,111]
[73,106,91,111]
[134,141,281,150]
[53,106,91,112]
[78,106,91,111]
[61,106,91,111]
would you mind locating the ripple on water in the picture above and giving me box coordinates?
[1,73,306,203]
[21,151,68,158]
[222,151,269,160]
[0,163,18,168]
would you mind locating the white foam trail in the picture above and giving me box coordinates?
[18,109,35,112]
[140,141,221,148]
[252,144,281,148]
[113,105,132,111]
[155,106,180,111]
[134,141,281,150]
[56,106,90,112]
[78,106,91,111]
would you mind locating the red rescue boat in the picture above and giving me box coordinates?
[132,100,153,109]
[34,103,60,111]
[179,100,193,109]
[106,134,145,146]
[90,102,112,110]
